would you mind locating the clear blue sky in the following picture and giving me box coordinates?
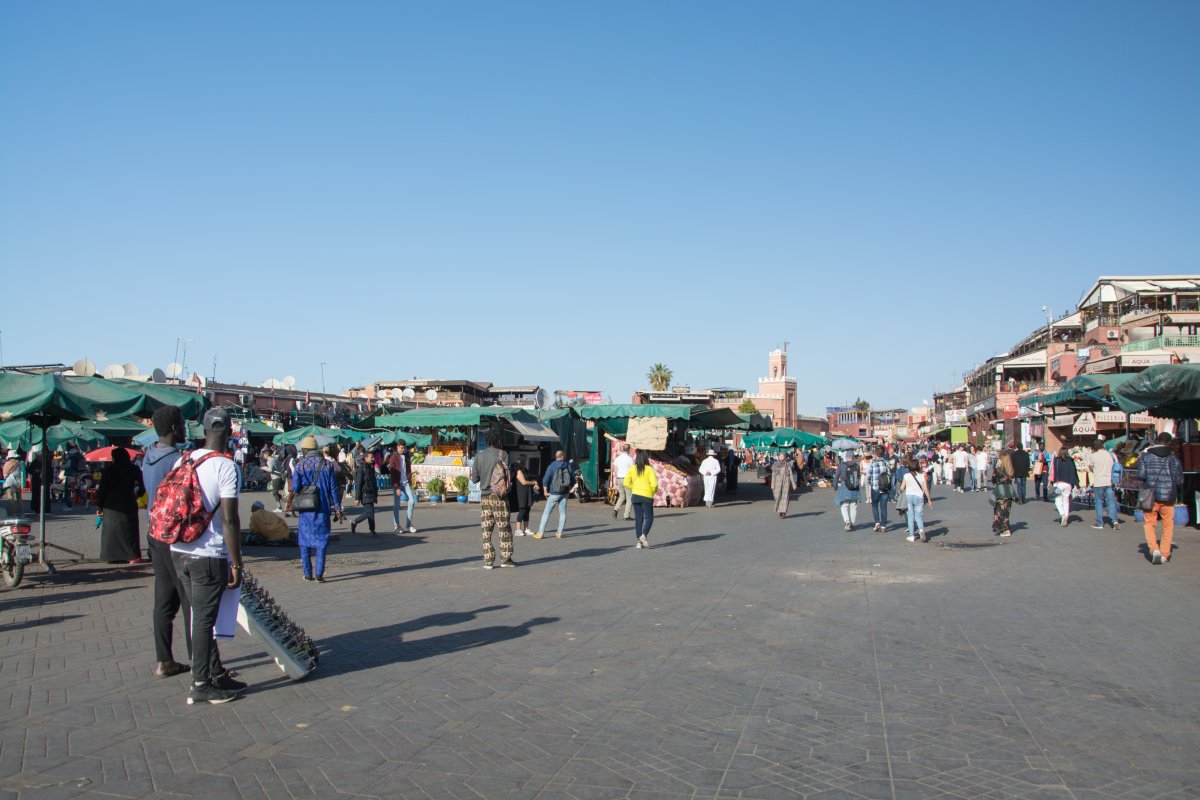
[2,1,1196,413]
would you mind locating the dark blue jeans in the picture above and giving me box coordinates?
[870,489,889,525]
[1015,478,1027,503]
[633,500,654,539]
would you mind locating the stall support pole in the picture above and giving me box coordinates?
[31,414,84,574]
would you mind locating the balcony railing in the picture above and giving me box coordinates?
[1122,335,1200,353]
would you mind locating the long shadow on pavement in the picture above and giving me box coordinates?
[521,546,627,566]
[653,534,725,549]
[311,614,560,676]
[325,555,483,581]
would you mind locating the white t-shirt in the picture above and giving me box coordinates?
[953,450,970,469]
[975,451,988,471]
[613,452,635,479]
[902,472,927,498]
[169,449,239,560]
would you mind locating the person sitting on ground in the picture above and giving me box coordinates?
[247,500,292,543]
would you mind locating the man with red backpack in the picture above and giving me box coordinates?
[163,408,247,705]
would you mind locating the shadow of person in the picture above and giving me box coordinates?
[312,615,560,676]
[327,555,482,581]
[654,534,724,548]
[522,547,626,566]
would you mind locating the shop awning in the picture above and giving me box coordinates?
[689,408,744,429]
[574,404,699,421]
[1114,364,1200,419]
[0,374,208,423]
[239,420,281,436]
[508,418,562,443]
[1000,350,1047,368]
[1017,373,1143,414]
[743,428,830,449]
[374,406,525,429]
[728,413,774,431]
[273,424,361,446]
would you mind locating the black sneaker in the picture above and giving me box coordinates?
[212,672,247,693]
[187,682,238,705]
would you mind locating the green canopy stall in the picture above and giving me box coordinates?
[272,424,362,447]
[0,374,208,572]
[1114,364,1200,420]
[570,404,737,501]
[743,428,830,450]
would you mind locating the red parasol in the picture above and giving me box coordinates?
[84,446,142,463]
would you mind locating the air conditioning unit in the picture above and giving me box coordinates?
[1106,331,1120,340]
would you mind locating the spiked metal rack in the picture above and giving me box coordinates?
[237,569,319,680]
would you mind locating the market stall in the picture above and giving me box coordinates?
[572,404,743,507]
[373,406,560,501]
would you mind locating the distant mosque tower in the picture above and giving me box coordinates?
[756,344,797,428]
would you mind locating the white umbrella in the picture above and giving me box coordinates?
[831,438,859,451]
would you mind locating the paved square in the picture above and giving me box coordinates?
[2,481,1198,799]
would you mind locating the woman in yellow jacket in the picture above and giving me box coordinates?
[623,450,658,549]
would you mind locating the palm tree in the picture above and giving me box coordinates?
[646,364,673,392]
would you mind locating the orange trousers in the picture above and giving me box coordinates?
[1143,502,1175,560]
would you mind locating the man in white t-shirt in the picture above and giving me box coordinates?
[611,445,635,521]
[974,447,990,491]
[170,408,246,705]
[952,446,971,493]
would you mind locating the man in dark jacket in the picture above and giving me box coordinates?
[1010,445,1031,504]
[1137,433,1184,564]
[141,405,191,679]
[351,450,379,535]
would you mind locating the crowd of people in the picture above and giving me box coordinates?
[0,403,1188,706]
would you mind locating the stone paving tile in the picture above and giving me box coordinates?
[2,484,1199,798]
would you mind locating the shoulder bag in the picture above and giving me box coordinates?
[294,461,326,512]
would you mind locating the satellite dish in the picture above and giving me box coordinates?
[123,363,140,377]
[283,376,296,389]
[73,359,97,377]
[534,388,552,409]
[102,364,126,379]
[151,368,167,383]
[424,389,438,402]
[166,362,183,379]
[402,388,416,400]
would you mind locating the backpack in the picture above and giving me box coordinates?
[877,469,891,492]
[489,457,512,497]
[550,463,573,494]
[844,462,860,491]
[148,452,229,545]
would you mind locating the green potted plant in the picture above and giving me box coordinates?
[426,477,445,503]
[453,475,470,503]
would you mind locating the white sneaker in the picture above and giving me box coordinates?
[1152,549,1163,565]
[514,530,526,536]
[906,535,917,542]
[635,540,643,549]
[639,535,649,549]
[408,526,418,534]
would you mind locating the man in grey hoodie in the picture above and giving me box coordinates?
[1136,432,1184,565]
[140,406,192,678]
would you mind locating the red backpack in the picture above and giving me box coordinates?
[149,452,230,544]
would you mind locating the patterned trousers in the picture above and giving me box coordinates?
[480,493,513,566]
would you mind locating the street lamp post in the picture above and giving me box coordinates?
[319,362,327,397]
